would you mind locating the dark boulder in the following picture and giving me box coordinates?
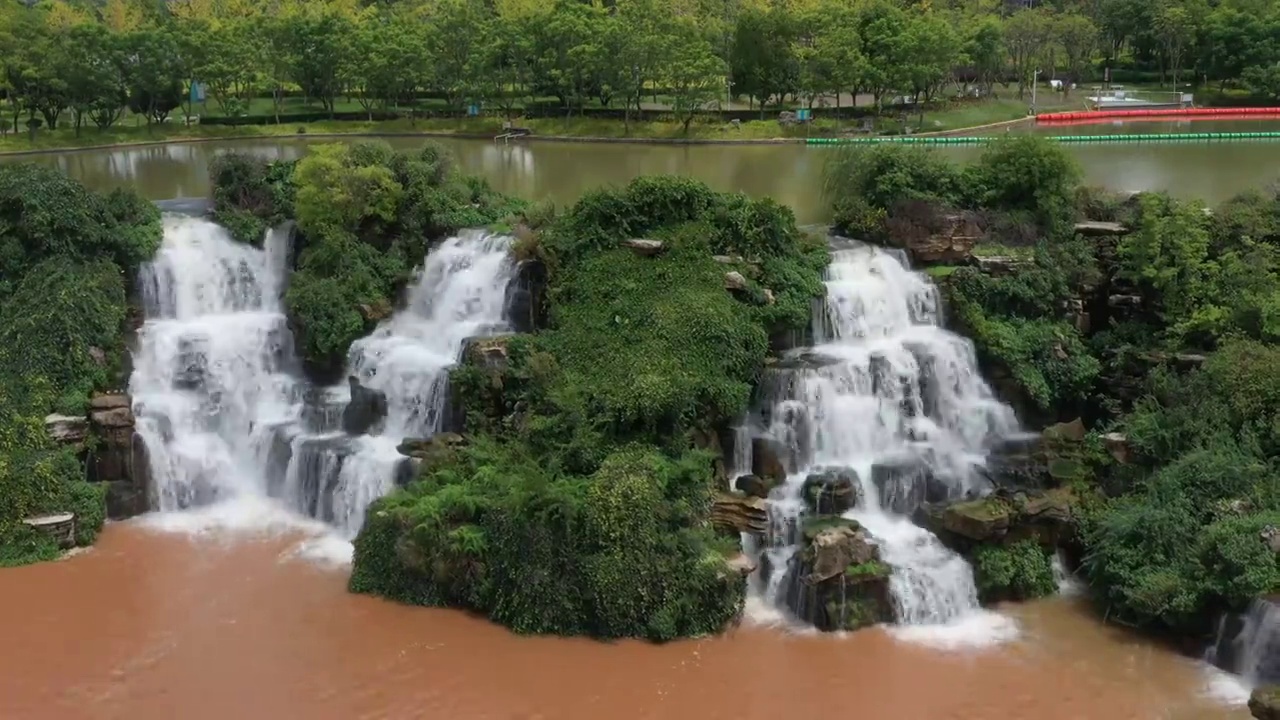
[751,437,790,484]
[87,393,152,519]
[342,376,387,436]
[801,467,861,515]
[504,259,548,333]
[870,458,948,515]
[735,474,777,499]
[1251,686,1280,720]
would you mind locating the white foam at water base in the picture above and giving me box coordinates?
[1200,664,1253,706]
[887,610,1020,650]
[134,497,354,567]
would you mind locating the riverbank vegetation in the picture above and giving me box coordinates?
[213,138,836,638]
[824,136,1280,638]
[1,0,1279,152]
[0,164,161,566]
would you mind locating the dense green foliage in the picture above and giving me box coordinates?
[0,164,160,300]
[4,0,1280,143]
[1079,342,1280,632]
[972,540,1057,603]
[352,175,827,639]
[0,164,157,566]
[211,141,522,375]
[352,440,743,639]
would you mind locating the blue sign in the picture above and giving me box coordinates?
[467,104,480,117]
[796,108,811,122]
[190,81,206,103]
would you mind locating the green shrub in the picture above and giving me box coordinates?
[972,540,1057,603]
[0,258,127,414]
[0,163,158,298]
[821,143,962,213]
[209,152,296,229]
[967,135,1080,229]
[351,441,743,640]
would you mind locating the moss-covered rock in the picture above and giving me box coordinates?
[917,487,1076,548]
[1251,686,1280,720]
[801,467,861,515]
[783,516,894,631]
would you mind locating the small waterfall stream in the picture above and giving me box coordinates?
[749,242,1021,637]
[131,216,516,541]
[1207,598,1280,688]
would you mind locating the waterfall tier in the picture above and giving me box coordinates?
[131,216,516,540]
[747,242,1021,640]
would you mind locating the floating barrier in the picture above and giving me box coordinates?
[1037,113,1280,128]
[806,131,1280,146]
[1036,107,1280,122]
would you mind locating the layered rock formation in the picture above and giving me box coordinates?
[44,391,152,519]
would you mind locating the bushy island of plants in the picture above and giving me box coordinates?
[212,141,828,640]
[0,164,161,566]
[825,137,1280,656]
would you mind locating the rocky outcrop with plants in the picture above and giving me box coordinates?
[0,164,161,565]
[824,137,1280,640]
[348,175,828,641]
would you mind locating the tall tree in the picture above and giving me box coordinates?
[1055,13,1097,95]
[665,20,725,133]
[1005,8,1052,98]
[121,29,185,125]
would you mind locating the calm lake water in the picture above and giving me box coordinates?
[8,117,1280,223]
[0,128,1268,720]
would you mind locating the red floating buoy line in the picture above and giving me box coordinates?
[1036,107,1280,122]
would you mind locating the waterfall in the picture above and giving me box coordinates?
[132,216,302,511]
[132,217,517,542]
[280,230,516,536]
[1207,598,1280,688]
[751,242,1020,639]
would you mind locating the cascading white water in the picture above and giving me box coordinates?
[132,216,302,511]
[277,230,517,536]
[754,242,1020,635]
[132,217,517,543]
[1207,598,1280,688]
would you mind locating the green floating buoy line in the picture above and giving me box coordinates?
[806,131,1280,146]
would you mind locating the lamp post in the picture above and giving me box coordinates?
[1030,68,1041,116]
